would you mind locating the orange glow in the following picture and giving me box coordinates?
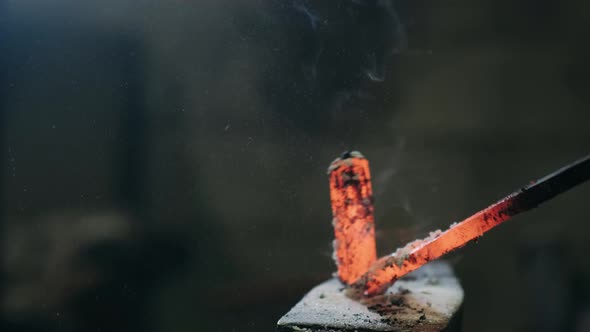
[328,151,377,285]
[353,194,517,296]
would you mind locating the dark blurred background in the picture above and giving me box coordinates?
[1,1,590,331]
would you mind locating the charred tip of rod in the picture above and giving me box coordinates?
[327,151,366,174]
[341,150,365,160]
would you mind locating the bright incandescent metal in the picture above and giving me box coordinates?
[328,151,377,285]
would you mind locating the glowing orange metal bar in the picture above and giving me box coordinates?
[352,154,590,297]
[328,151,377,285]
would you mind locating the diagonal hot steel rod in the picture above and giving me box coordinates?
[352,154,590,297]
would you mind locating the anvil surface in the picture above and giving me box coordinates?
[277,261,463,332]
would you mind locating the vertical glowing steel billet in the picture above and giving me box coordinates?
[328,151,377,285]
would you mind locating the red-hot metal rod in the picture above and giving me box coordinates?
[352,154,590,297]
[328,151,377,285]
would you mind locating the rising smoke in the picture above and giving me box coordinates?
[238,0,406,131]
